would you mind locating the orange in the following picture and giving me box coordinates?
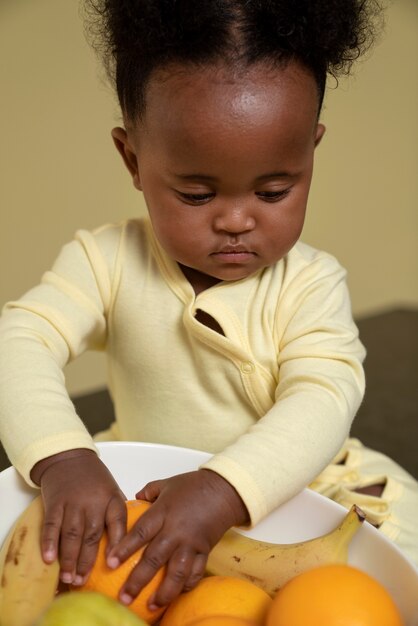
[160,575,272,626]
[74,500,165,624]
[187,618,259,626]
[266,563,404,626]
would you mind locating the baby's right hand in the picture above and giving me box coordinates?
[30,449,126,586]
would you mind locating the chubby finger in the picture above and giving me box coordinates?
[72,515,104,585]
[150,547,201,608]
[118,535,174,606]
[59,507,85,583]
[107,509,163,568]
[182,552,207,592]
[135,479,165,503]
[105,495,128,555]
[41,503,64,564]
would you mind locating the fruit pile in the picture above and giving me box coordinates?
[0,498,404,626]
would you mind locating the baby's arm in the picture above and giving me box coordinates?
[0,229,112,482]
[0,226,126,583]
[203,249,366,523]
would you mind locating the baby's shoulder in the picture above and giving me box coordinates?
[285,241,346,277]
[71,217,149,260]
[69,217,150,279]
[87,217,148,248]
[270,242,348,299]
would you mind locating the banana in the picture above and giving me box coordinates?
[206,504,365,596]
[0,495,60,626]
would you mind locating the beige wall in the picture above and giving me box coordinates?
[1,0,417,396]
[306,0,418,316]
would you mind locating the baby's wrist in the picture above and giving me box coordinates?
[200,468,250,527]
[30,448,96,486]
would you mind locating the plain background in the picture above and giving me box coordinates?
[1,0,417,396]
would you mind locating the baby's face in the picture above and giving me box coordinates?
[117,61,324,290]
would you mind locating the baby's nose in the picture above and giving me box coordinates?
[213,206,256,234]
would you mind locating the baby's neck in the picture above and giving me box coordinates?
[179,264,222,295]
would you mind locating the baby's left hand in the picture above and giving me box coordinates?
[106,469,249,610]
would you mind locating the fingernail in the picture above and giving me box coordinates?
[73,574,85,586]
[120,592,133,605]
[44,549,55,562]
[148,593,159,611]
[107,556,120,569]
[60,572,73,584]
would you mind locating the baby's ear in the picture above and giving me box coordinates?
[111,127,142,190]
[314,123,326,147]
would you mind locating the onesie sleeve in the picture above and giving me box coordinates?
[201,250,366,525]
[0,225,121,486]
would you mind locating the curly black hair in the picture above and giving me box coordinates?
[83,0,384,122]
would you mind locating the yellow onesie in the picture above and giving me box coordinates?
[0,218,416,566]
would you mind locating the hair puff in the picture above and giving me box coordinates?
[84,0,384,120]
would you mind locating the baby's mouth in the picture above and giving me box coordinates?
[213,244,254,255]
[210,244,256,263]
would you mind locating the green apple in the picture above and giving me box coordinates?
[34,591,149,626]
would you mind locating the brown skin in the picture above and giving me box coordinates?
[114,469,249,608]
[31,449,127,585]
[31,453,248,606]
[113,63,325,294]
[32,60,382,610]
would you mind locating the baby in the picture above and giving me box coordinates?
[1,0,417,614]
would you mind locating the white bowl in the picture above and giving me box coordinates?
[1,442,417,624]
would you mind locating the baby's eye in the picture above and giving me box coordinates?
[256,189,290,203]
[177,191,215,205]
